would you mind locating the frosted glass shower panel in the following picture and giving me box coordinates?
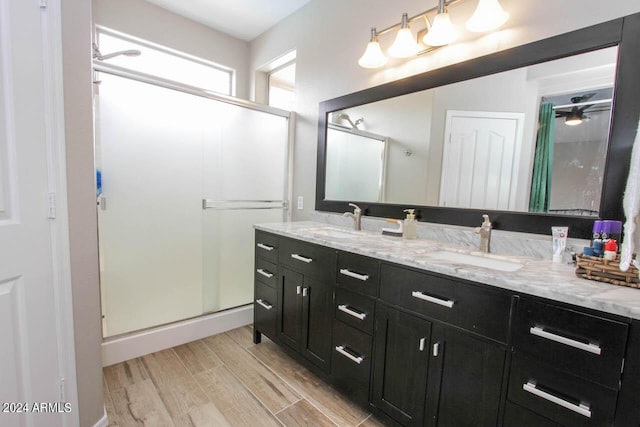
[202,208,284,313]
[97,74,209,337]
[203,102,289,201]
[202,104,289,313]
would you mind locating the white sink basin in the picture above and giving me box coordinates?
[305,227,359,239]
[427,250,524,272]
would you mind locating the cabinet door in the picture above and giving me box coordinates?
[372,304,431,426]
[277,267,303,350]
[301,277,334,372]
[425,324,505,426]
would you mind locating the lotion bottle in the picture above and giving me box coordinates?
[403,209,417,239]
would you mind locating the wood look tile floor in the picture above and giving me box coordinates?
[103,325,386,427]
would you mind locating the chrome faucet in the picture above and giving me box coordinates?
[474,214,492,253]
[343,203,362,231]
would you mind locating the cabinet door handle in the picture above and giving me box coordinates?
[523,381,591,418]
[296,285,302,295]
[302,287,308,297]
[411,291,455,308]
[335,345,364,364]
[339,269,369,281]
[419,337,426,352]
[255,299,273,310]
[257,243,274,251]
[338,304,367,320]
[256,268,273,278]
[433,342,440,357]
[291,253,313,263]
[530,326,601,355]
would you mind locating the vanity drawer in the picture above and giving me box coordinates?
[337,251,380,297]
[380,263,511,342]
[503,401,561,427]
[279,238,337,283]
[254,281,277,340]
[508,352,618,427]
[513,298,628,389]
[335,288,375,335]
[331,321,373,405]
[255,258,278,288]
[255,231,279,263]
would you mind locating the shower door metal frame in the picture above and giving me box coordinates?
[94,63,295,337]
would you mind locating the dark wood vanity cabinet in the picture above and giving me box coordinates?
[373,264,509,426]
[253,230,640,426]
[330,251,379,405]
[254,232,337,373]
[253,231,279,343]
[506,298,629,426]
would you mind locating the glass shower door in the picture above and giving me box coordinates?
[95,72,290,337]
[202,102,289,313]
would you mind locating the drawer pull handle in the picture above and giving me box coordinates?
[335,345,364,365]
[338,304,367,320]
[257,243,274,251]
[530,326,602,355]
[256,269,273,279]
[523,381,592,418]
[291,253,313,263]
[340,269,369,281]
[411,291,455,308]
[255,299,273,310]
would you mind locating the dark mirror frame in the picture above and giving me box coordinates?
[316,13,640,239]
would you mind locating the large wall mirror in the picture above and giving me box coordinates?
[316,13,640,238]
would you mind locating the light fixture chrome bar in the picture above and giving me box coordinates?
[375,0,462,37]
[552,98,613,109]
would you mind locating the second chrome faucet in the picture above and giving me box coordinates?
[344,203,362,231]
[474,214,492,253]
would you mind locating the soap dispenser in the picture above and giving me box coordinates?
[403,209,417,239]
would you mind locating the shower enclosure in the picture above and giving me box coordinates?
[94,68,291,338]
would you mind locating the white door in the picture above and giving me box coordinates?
[440,110,525,210]
[0,1,69,426]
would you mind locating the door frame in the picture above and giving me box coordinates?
[36,0,79,423]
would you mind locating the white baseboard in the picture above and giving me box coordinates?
[93,408,109,427]
[101,305,253,366]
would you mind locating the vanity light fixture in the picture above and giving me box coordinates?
[357,0,509,69]
[358,28,389,68]
[388,13,421,58]
[422,0,458,47]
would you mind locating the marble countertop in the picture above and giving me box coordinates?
[255,221,640,321]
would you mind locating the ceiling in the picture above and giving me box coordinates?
[144,0,312,41]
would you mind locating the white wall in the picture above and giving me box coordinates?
[92,0,251,99]
[249,0,640,220]
[61,0,105,425]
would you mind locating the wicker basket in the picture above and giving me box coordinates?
[575,254,640,288]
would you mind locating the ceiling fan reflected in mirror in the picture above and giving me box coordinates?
[551,91,613,126]
[556,93,596,126]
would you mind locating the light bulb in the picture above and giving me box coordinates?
[358,41,388,68]
[388,13,419,58]
[358,28,388,69]
[423,12,458,46]
[466,0,509,33]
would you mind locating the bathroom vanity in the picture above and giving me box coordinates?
[253,222,640,426]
